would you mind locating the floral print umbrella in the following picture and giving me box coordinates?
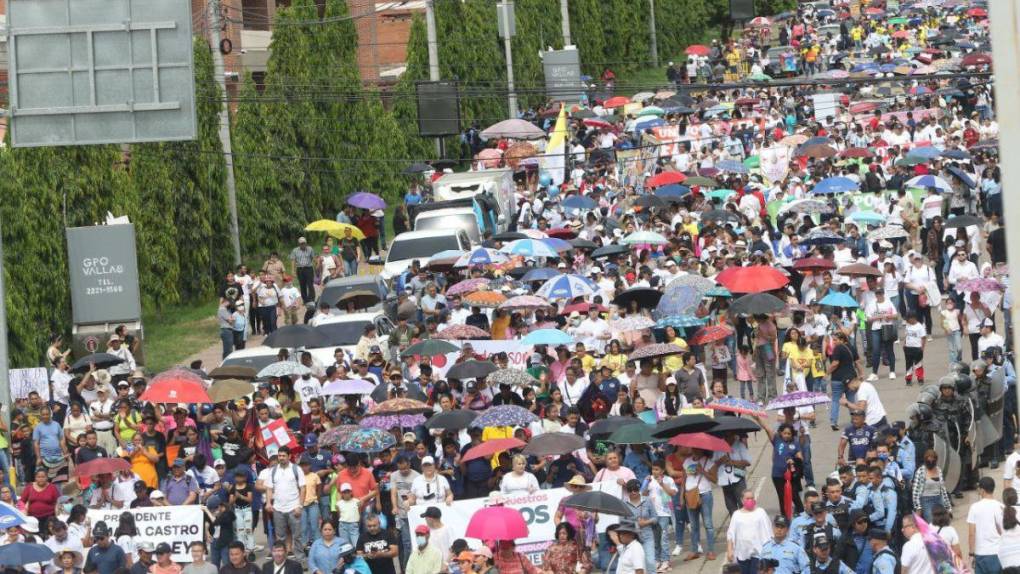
[361,414,427,431]
[369,398,432,416]
[318,425,360,448]
[469,405,540,428]
[436,324,491,340]
[338,428,397,453]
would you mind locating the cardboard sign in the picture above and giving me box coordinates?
[87,506,204,562]
[9,368,49,401]
[260,418,297,456]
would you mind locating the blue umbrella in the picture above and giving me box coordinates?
[879,63,898,73]
[705,286,732,298]
[338,428,397,453]
[803,136,833,147]
[536,274,596,299]
[0,503,25,529]
[500,239,559,258]
[454,247,508,268]
[906,175,953,193]
[906,146,941,160]
[945,166,976,188]
[522,329,574,345]
[542,238,573,252]
[654,184,690,199]
[0,543,53,567]
[851,62,880,73]
[812,177,859,194]
[802,228,845,246]
[819,291,860,308]
[470,405,540,428]
[655,284,703,318]
[941,149,972,160]
[521,267,560,282]
[848,210,886,225]
[562,195,597,211]
[656,315,707,329]
[716,159,749,174]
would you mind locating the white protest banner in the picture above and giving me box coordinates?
[87,505,204,562]
[10,368,50,401]
[426,340,529,378]
[408,487,571,566]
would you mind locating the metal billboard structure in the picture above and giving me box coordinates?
[66,224,142,326]
[542,48,584,103]
[6,0,196,147]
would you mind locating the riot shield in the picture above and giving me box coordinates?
[935,434,962,492]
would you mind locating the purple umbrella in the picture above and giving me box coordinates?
[447,278,492,296]
[956,278,1003,293]
[765,391,829,411]
[321,379,376,396]
[708,396,767,417]
[347,192,387,210]
[361,414,427,430]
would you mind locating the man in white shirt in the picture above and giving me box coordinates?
[966,477,1004,574]
[50,357,74,411]
[844,378,888,429]
[576,306,611,355]
[1003,439,1020,492]
[261,447,307,559]
[977,319,1006,357]
[293,374,323,415]
[615,521,647,574]
[278,276,303,326]
[900,515,935,574]
[106,335,136,381]
[864,290,899,381]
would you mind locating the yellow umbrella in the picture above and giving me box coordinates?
[304,219,365,240]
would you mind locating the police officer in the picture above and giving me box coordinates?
[801,501,843,559]
[822,479,853,534]
[986,346,1019,464]
[867,466,896,534]
[761,515,811,574]
[840,510,872,572]
[932,376,970,496]
[868,530,897,574]
[892,422,917,480]
[808,533,854,574]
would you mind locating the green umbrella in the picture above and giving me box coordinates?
[888,16,907,25]
[748,72,772,82]
[707,188,737,202]
[744,155,760,169]
[637,106,665,117]
[400,339,460,358]
[607,423,662,445]
[686,176,718,187]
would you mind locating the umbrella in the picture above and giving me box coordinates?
[655,315,706,329]
[945,166,976,188]
[461,438,527,462]
[75,457,132,477]
[716,266,789,293]
[688,325,733,346]
[320,379,376,396]
[305,219,365,238]
[812,177,860,194]
[447,278,491,296]
[493,231,527,241]
[562,195,598,211]
[945,215,981,228]
[257,361,311,379]
[611,316,656,332]
[207,379,256,403]
[819,292,860,308]
[455,248,508,268]
[667,274,716,296]
[500,295,553,310]
[631,91,656,103]
[369,398,432,416]
[488,369,540,387]
[447,360,499,380]
[961,52,991,67]
[0,543,54,567]
[521,329,574,346]
[500,238,559,258]
[802,228,845,246]
[700,209,742,225]
[848,211,886,226]
[560,491,634,517]
[424,410,478,430]
[765,391,830,411]
[613,287,663,310]
[633,195,668,210]
[652,414,719,438]
[480,118,545,140]
[338,428,397,453]
[361,414,426,430]
[403,163,431,174]
[868,226,910,241]
[838,263,881,277]
[636,105,665,116]
[318,425,360,448]
[686,176,718,188]
[956,278,1003,293]
[646,171,687,188]
[264,325,331,349]
[655,184,690,201]
[590,416,643,438]
[347,192,386,210]
[521,432,586,457]
[209,365,257,380]
[628,343,686,362]
[436,325,490,340]
[792,257,836,272]
[705,286,732,298]
[592,244,630,259]
[608,423,660,445]
[841,147,874,159]
[685,44,710,56]
[464,291,507,309]
[707,416,762,435]
[471,405,540,428]
[749,16,771,27]
[70,353,124,374]
[708,397,767,417]
[621,231,669,245]
[603,96,631,108]
[669,432,731,452]
[569,238,598,250]
[465,506,529,540]
[474,148,504,168]
[716,159,749,174]
[778,199,833,216]
[400,339,460,358]
[906,175,952,193]
[140,369,211,403]
[730,293,786,316]
[520,268,561,283]
[537,274,596,300]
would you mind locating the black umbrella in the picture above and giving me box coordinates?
[370,381,427,403]
[336,290,381,310]
[447,360,499,380]
[729,293,786,316]
[209,365,257,380]
[506,267,531,280]
[264,325,332,349]
[569,238,598,250]
[944,214,981,228]
[521,432,586,457]
[400,339,460,358]
[701,209,742,225]
[633,195,668,210]
[706,416,762,436]
[652,414,719,439]
[592,244,630,259]
[430,159,458,170]
[612,287,663,310]
[424,409,478,430]
[493,231,528,242]
[70,353,124,374]
[403,163,431,174]
[590,416,643,439]
[560,491,634,517]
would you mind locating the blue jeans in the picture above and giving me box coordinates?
[656,517,672,561]
[219,328,234,359]
[301,503,321,547]
[688,490,715,553]
[597,532,611,570]
[641,530,657,573]
[339,521,360,547]
[869,332,895,374]
[830,379,849,426]
[946,331,962,364]
[344,258,358,276]
[975,554,1002,574]
[919,495,943,524]
[210,540,227,567]
[672,492,689,549]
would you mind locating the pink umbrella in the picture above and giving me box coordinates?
[465,506,529,540]
[668,432,732,452]
[447,278,491,296]
[475,148,503,168]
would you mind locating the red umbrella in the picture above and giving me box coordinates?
[748,16,771,28]
[582,118,616,131]
[891,30,910,39]
[603,96,631,109]
[668,432,731,452]
[686,45,710,57]
[646,171,687,188]
[849,101,880,114]
[962,53,992,67]
[840,147,873,159]
[461,438,526,462]
[76,457,132,477]
[734,97,759,106]
[140,368,211,403]
[545,227,577,239]
[967,7,987,17]
[783,468,794,518]
[715,265,789,293]
[792,257,836,272]
[688,325,734,346]
[465,506,529,540]
[560,302,609,315]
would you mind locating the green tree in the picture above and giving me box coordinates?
[568,0,608,76]
[391,15,439,160]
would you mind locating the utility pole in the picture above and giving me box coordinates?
[988,1,1020,421]
[498,1,518,119]
[560,0,571,46]
[209,0,242,266]
[648,0,659,68]
[425,0,442,156]
[0,220,9,430]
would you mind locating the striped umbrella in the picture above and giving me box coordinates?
[536,274,596,300]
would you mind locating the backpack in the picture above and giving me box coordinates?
[271,463,301,488]
[871,547,900,574]
[577,383,609,423]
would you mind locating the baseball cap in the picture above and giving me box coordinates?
[402,432,417,443]
[773,515,789,527]
[156,543,172,554]
[92,522,111,538]
[173,459,186,467]
[810,501,826,514]
[421,506,442,519]
[304,433,319,446]
[421,455,435,466]
[137,541,156,553]
[150,490,165,500]
[868,529,889,541]
[213,459,226,468]
[340,483,353,492]
[813,532,830,548]
[414,525,430,535]
[298,236,307,243]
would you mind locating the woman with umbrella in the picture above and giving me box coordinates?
[541,522,593,574]
[754,417,804,520]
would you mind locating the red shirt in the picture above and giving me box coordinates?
[356,215,378,238]
[22,482,59,519]
[335,467,377,502]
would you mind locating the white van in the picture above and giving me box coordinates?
[380,229,472,282]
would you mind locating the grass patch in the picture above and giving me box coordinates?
[616,65,671,90]
[142,299,220,372]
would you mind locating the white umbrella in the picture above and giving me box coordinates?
[480,119,546,140]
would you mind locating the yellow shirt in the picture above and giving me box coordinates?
[784,344,814,373]
[600,353,628,375]
[303,472,321,506]
[577,354,597,374]
[481,426,514,468]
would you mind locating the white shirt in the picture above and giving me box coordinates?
[559,378,588,408]
[643,475,677,517]
[279,285,301,308]
[967,498,1005,555]
[575,317,610,354]
[50,370,73,405]
[978,333,1006,356]
[855,382,887,426]
[260,462,306,513]
[499,471,539,494]
[726,508,772,561]
[713,442,751,486]
[89,399,116,430]
[616,539,646,574]
[904,323,927,348]
[901,533,936,574]
[107,346,136,376]
[410,473,451,504]
[293,377,323,415]
[865,298,897,330]
[112,474,140,508]
[1004,451,1020,492]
